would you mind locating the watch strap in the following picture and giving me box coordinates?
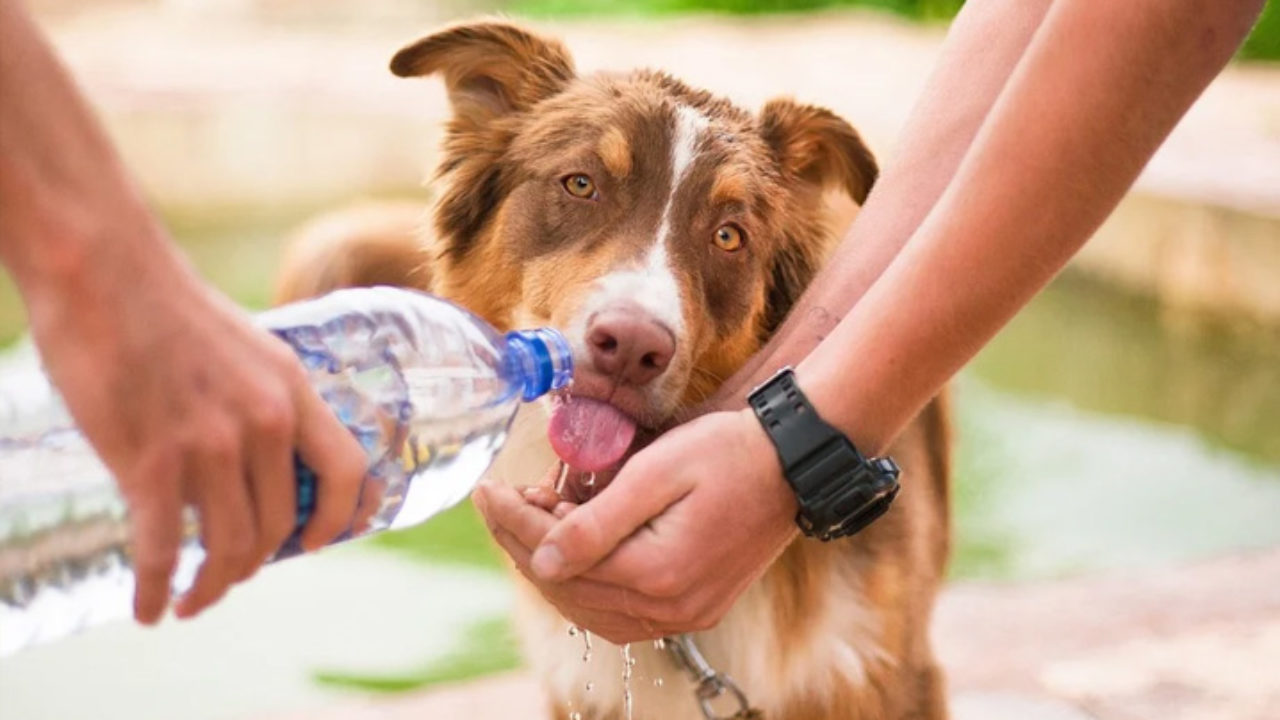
[748,367,900,540]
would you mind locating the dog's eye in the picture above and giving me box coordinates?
[562,174,598,200]
[713,224,745,252]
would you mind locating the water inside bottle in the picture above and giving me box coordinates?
[0,305,520,656]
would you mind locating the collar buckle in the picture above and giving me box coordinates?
[663,634,762,720]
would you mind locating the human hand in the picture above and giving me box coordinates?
[474,408,797,643]
[21,235,367,624]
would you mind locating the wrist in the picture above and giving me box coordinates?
[794,354,893,457]
[734,407,800,523]
[744,367,900,540]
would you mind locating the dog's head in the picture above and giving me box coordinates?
[393,21,876,475]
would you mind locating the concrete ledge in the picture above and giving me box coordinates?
[1076,195,1280,326]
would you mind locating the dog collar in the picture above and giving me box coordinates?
[663,634,761,720]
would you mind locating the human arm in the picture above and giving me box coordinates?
[702,0,1056,411]
[0,0,367,622]
[476,0,1266,642]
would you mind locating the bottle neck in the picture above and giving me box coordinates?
[505,328,573,402]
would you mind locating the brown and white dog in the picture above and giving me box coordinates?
[275,20,951,720]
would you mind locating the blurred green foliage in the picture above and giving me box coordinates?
[312,617,521,693]
[1240,0,1280,61]
[512,0,1280,61]
[367,500,505,569]
[514,0,963,19]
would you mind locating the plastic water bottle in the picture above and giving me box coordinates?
[0,286,572,657]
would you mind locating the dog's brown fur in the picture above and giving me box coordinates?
[275,20,950,720]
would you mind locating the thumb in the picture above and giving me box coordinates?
[531,448,685,581]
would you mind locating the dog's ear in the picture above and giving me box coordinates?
[762,233,823,336]
[757,99,874,335]
[759,98,878,204]
[390,21,575,125]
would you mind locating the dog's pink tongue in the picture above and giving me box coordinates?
[548,397,637,472]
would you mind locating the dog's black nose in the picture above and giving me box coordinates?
[586,307,675,386]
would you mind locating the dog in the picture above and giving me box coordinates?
[274,20,951,720]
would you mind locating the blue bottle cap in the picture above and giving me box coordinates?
[505,328,574,401]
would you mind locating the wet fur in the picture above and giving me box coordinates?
[275,20,950,720]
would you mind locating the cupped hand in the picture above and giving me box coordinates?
[474,408,797,644]
[23,237,367,624]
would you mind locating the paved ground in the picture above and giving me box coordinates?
[260,550,1280,720]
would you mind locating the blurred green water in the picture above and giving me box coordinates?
[972,273,1280,467]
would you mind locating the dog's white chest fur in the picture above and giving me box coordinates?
[487,407,885,719]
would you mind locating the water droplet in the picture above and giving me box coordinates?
[555,461,571,496]
[652,638,666,651]
[584,471,596,487]
[570,713,582,720]
[568,625,579,637]
[582,629,593,663]
[653,678,664,687]
[621,643,635,720]
[585,681,594,693]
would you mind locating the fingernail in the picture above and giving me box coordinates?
[531,544,565,580]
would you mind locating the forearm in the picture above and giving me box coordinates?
[710,0,1053,406]
[0,0,177,300]
[800,0,1265,453]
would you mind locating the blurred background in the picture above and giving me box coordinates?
[1,1,1278,719]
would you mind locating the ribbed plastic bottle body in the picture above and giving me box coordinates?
[0,287,571,656]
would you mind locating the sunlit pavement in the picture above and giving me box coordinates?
[256,550,1280,720]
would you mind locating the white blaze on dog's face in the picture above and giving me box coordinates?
[543,104,710,471]
[391,22,877,476]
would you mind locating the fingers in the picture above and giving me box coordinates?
[479,481,673,590]
[531,451,689,581]
[292,383,367,551]
[518,485,578,519]
[243,392,297,565]
[350,474,386,536]
[489,527,664,643]
[175,432,257,619]
[126,453,183,625]
[521,485,562,512]
[478,482,556,549]
[478,482,718,642]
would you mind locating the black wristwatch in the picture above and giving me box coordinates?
[747,367,900,541]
